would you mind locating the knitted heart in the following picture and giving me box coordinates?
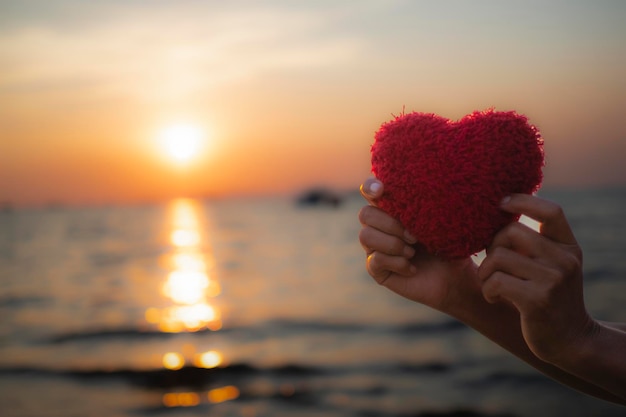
[371,109,544,259]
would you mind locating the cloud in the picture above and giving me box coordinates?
[0,3,364,103]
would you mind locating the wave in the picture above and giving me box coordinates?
[0,359,465,389]
[0,359,543,393]
[0,359,535,417]
[0,363,309,389]
[42,318,468,344]
[0,363,520,417]
[44,327,180,344]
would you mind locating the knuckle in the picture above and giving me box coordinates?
[477,258,494,282]
[358,206,402,237]
[479,247,508,282]
[365,251,379,273]
[537,269,565,303]
[489,246,509,262]
[385,217,404,236]
[544,202,565,221]
[494,222,523,245]
[476,262,489,282]
[535,266,575,306]
[389,238,406,256]
[483,273,500,292]
[366,252,391,284]
[561,251,582,276]
[482,273,503,302]
[395,257,412,273]
[358,205,373,225]
[358,227,375,249]
[541,250,582,283]
[358,227,370,246]
[505,222,526,238]
[570,245,583,262]
[544,266,564,284]
[359,226,403,256]
[367,251,385,272]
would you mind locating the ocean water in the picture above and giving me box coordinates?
[0,188,625,417]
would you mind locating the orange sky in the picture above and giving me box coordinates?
[1,1,625,207]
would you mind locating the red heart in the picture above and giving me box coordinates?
[371,109,544,259]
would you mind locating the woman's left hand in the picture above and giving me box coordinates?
[477,194,594,365]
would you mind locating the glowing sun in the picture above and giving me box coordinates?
[159,123,205,163]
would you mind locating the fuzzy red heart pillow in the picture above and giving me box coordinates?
[371,109,544,259]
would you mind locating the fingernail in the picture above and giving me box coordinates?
[500,196,511,206]
[403,245,415,258]
[404,230,417,244]
[368,181,381,195]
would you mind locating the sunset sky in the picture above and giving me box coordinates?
[1,0,625,207]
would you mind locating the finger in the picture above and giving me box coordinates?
[479,246,548,284]
[481,270,534,305]
[489,223,583,282]
[360,177,384,204]
[479,246,535,305]
[359,205,416,243]
[501,194,577,245]
[367,251,416,283]
[480,246,574,310]
[489,221,549,258]
[360,226,415,258]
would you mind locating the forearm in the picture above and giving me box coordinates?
[552,321,626,402]
[444,264,625,404]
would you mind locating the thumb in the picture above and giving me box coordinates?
[360,177,384,203]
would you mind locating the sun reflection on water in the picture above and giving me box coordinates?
[147,199,231,405]
[161,385,240,408]
[162,352,185,370]
[162,392,201,407]
[194,350,223,368]
[146,198,223,333]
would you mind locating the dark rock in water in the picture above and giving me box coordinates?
[296,189,342,208]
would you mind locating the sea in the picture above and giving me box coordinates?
[1,188,625,417]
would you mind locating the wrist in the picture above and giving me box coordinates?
[549,317,602,368]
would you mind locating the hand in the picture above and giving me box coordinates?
[358,178,478,312]
[360,183,626,402]
[478,194,594,364]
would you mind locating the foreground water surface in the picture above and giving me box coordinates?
[1,188,625,417]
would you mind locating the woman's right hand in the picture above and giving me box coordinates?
[358,178,479,312]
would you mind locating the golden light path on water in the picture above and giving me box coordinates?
[143,198,239,407]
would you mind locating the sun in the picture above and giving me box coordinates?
[159,123,205,163]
